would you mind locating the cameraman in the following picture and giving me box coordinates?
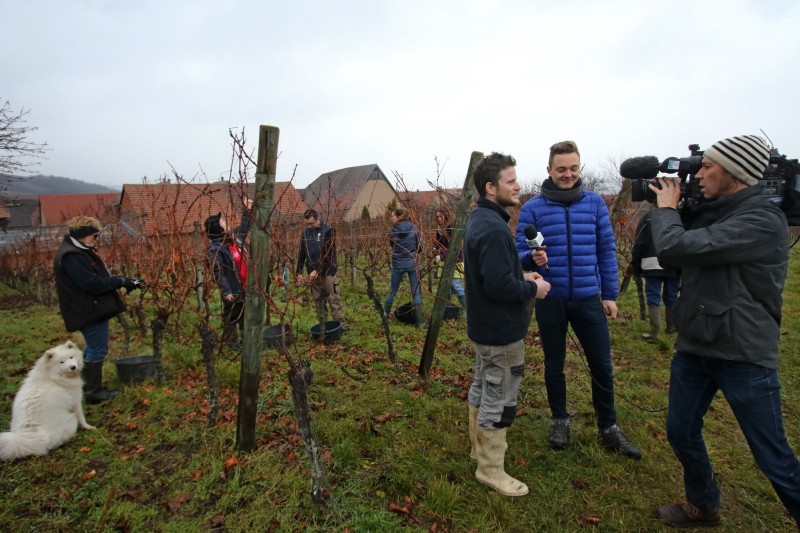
[648,135,800,528]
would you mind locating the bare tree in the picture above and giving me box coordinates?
[0,99,48,176]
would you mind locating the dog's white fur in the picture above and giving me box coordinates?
[0,341,94,461]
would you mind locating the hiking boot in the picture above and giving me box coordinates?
[600,425,641,459]
[548,418,570,450]
[655,502,720,527]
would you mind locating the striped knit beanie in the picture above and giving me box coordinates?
[703,135,771,186]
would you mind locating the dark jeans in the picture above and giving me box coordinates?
[644,275,680,307]
[535,296,616,429]
[385,266,422,307]
[668,351,800,524]
[222,297,244,342]
[80,320,110,363]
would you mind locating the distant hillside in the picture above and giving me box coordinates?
[0,174,118,198]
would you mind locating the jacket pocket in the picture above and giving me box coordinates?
[677,298,731,345]
[89,291,126,324]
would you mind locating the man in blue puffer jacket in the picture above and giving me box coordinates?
[515,140,640,459]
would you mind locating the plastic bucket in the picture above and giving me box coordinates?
[114,355,156,385]
[262,323,293,349]
[394,303,415,324]
[310,320,342,343]
[443,303,461,320]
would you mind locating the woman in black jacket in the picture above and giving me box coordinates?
[53,216,144,403]
[204,198,252,350]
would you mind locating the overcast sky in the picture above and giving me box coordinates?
[2,0,799,192]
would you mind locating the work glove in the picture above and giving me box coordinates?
[122,278,145,292]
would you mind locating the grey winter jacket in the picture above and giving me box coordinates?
[650,186,788,368]
[389,220,420,270]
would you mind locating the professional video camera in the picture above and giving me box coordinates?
[619,144,800,225]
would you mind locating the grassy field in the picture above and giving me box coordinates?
[1,248,799,531]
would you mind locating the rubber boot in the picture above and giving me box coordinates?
[457,295,467,319]
[222,321,241,351]
[475,426,529,496]
[82,360,118,404]
[665,305,677,334]
[642,306,661,343]
[413,305,426,328]
[469,404,479,461]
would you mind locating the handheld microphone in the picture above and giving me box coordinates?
[524,225,544,249]
[524,225,549,271]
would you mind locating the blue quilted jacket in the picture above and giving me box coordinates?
[514,190,618,301]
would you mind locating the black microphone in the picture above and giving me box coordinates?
[524,225,549,271]
[524,225,544,249]
[620,155,661,181]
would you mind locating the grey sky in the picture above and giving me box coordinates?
[2,0,799,191]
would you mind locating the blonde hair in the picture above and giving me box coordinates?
[67,216,103,232]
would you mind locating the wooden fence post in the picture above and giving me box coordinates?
[236,125,278,452]
[350,221,357,286]
[418,151,482,377]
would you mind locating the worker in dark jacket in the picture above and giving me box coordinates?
[630,210,680,342]
[204,198,252,350]
[464,152,550,497]
[649,135,800,528]
[54,216,144,403]
[296,209,348,331]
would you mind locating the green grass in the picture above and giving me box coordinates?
[2,249,800,531]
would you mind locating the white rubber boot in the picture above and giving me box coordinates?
[475,427,528,496]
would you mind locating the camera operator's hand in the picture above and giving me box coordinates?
[648,178,681,209]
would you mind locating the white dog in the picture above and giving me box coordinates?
[0,341,95,461]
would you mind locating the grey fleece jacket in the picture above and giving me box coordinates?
[650,186,788,368]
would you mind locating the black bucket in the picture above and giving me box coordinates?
[395,303,415,324]
[114,355,156,385]
[310,320,342,343]
[443,303,461,320]
[263,323,293,349]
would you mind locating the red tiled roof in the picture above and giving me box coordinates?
[119,180,307,237]
[242,181,308,219]
[38,193,120,226]
[399,188,461,211]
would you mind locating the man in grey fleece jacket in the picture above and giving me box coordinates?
[649,135,800,528]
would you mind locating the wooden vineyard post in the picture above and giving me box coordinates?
[418,151,482,377]
[236,125,278,452]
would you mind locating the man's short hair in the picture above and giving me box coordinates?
[473,152,516,198]
[548,140,580,167]
[303,209,319,220]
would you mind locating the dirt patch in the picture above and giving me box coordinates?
[0,293,30,310]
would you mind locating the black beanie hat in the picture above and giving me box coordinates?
[69,225,101,240]
[204,213,225,240]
